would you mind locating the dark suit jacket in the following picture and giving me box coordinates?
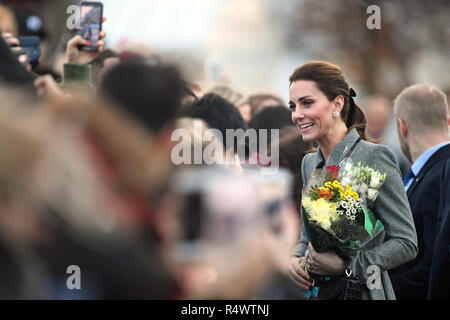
[390,143,450,299]
[428,157,450,299]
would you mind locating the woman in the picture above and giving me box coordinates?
[288,61,418,300]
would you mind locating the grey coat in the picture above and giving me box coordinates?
[292,128,418,300]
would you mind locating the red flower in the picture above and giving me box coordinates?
[326,165,340,181]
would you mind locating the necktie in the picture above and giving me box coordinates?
[403,168,415,186]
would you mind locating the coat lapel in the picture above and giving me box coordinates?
[306,129,361,179]
[323,128,361,167]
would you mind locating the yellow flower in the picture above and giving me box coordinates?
[303,197,338,231]
[339,185,359,201]
[303,197,312,208]
[332,180,341,188]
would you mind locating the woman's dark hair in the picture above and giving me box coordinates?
[289,61,368,141]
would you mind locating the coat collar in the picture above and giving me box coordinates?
[313,128,361,168]
[406,143,450,198]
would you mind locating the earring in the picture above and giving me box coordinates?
[332,111,340,118]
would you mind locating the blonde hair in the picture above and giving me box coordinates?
[394,83,449,134]
[207,84,247,107]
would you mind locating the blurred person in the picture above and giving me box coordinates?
[0,35,35,91]
[0,4,18,36]
[98,61,189,255]
[365,95,391,140]
[34,74,64,99]
[172,117,225,167]
[180,93,248,163]
[115,39,160,63]
[153,118,221,257]
[152,117,243,276]
[168,168,274,299]
[235,90,286,125]
[389,83,450,300]
[244,105,296,168]
[428,157,450,299]
[1,31,30,72]
[247,91,286,117]
[207,84,247,111]
[30,18,108,96]
[288,61,417,300]
[11,6,50,77]
[249,105,295,134]
[181,93,246,140]
[250,170,304,299]
[366,94,411,176]
[100,61,184,136]
[237,100,252,125]
[0,89,53,299]
[275,126,315,214]
[89,49,119,86]
[181,82,204,106]
[248,105,295,155]
[41,92,179,299]
[188,82,204,100]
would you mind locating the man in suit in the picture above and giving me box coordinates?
[428,158,450,299]
[389,83,450,299]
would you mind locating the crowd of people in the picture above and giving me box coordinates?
[0,3,448,300]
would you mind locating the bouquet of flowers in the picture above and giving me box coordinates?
[301,159,386,255]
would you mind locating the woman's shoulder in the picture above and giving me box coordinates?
[300,151,320,181]
[357,140,396,157]
[356,140,398,167]
[301,150,319,168]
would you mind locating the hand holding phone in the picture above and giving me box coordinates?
[17,36,41,69]
[79,1,103,52]
[65,15,106,64]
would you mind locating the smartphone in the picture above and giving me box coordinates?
[79,1,103,52]
[17,36,41,69]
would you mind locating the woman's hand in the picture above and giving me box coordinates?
[1,32,19,47]
[288,256,313,290]
[306,242,345,275]
[65,17,107,64]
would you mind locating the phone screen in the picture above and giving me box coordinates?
[79,2,103,51]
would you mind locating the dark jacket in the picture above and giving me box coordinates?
[0,37,35,89]
[390,143,450,299]
[428,157,450,299]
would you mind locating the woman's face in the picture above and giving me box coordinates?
[289,80,337,142]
